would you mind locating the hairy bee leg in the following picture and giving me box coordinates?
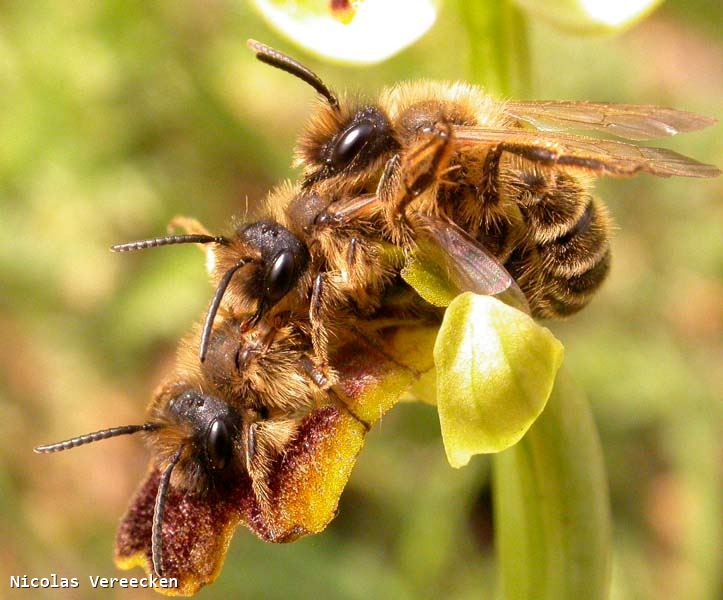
[235,319,280,369]
[243,421,274,515]
[309,272,332,373]
[343,236,374,315]
[243,421,258,474]
[378,121,453,245]
[300,355,331,390]
[346,236,359,272]
[472,144,525,255]
[403,121,454,197]
[377,155,417,247]
[479,146,504,205]
[487,142,628,174]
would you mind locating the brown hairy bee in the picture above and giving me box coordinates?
[34,382,241,579]
[33,312,336,578]
[111,215,311,364]
[248,40,720,318]
[113,179,400,372]
[34,179,410,578]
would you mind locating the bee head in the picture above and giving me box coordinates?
[111,220,309,363]
[159,388,242,479]
[34,385,255,579]
[238,220,309,310]
[246,39,398,190]
[195,221,309,363]
[299,104,398,186]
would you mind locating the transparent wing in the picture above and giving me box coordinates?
[454,126,721,178]
[504,100,717,141]
[416,214,530,313]
[319,196,530,311]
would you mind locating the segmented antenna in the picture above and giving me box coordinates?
[152,448,182,579]
[34,423,159,454]
[199,259,252,363]
[111,234,228,253]
[247,39,339,110]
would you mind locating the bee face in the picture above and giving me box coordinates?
[112,217,311,362]
[165,389,241,475]
[237,220,310,308]
[199,219,311,359]
[298,103,399,185]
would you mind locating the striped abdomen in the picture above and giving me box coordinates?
[501,168,613,318]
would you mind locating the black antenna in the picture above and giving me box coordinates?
[199,259,252,363]
[111,234,228,253]
[34,423,159,454]
[247,39,339,110]
[151,448,182,579]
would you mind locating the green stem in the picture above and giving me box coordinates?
[457,0,531,96]
[493,369,612,600]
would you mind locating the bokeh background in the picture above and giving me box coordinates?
[1,1,720,599]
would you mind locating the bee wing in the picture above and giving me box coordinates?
[417,214,530,313]
[504,101,717,141]
[454,126,721,179]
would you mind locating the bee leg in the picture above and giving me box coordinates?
[343,236,373,315]
[479,146,504,206]
[346,236,359,274]
[243,418,288,531]
[235,318,280,370]
[299,355,335,392]
[309,272,332,372]
[377,155,411,246]
[378,121,453,246]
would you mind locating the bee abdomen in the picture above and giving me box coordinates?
[535,248,611,317]
[513,195,613,318]
[535,196,610,275]
[513,170,589,244]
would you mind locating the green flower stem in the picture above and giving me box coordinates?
[493,369,611,600]
[457,0,531,96]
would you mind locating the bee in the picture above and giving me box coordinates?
[113,180,400,373]
[33,312,334,579]
[248,40,720,318]
[32,282,437,583]
[34,380,244,579]
[36,191,413,579]
[111,215,311,364]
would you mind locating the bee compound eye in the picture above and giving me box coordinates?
[266,250,296,303]
[330,120,376,170]
[206,418,232,471]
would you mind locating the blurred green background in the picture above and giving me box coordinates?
[1,1,720,599]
